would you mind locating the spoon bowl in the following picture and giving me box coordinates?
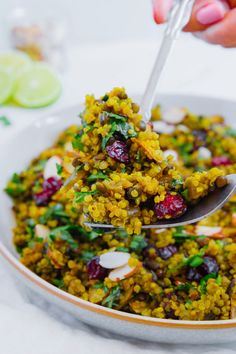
[85,174,236,229]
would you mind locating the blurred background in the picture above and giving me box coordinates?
[1,0,236,132]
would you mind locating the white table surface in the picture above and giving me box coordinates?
[1,38,236,353]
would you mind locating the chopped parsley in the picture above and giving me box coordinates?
[0,115,11,126]
[33,159,47,172]
[101,119,137,150]
[105,112,127,123]
[80,250,96,262]
[171,178,184,189]
[130,235,147,252]
[56,163,63,175]
[75,190,99,203]
[87,172,108,182]
[101,122,117,149]
[72,133,84,151]
[5,173,26,197]
[176,283,194,292]
[93,283,109,292]
[52,279,65,289]
[199,272,217,294]
[115,247,129,253]
[39,204,69,224]
[102,285,121,308]
[49,225,78,250]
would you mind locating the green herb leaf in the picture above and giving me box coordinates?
[115,247,129,253]
[181,189,191,202]
[102,94,109,102]
[116,229,129,238]
[200,272,217,294]
[39,204,69,224]
[116,121,137,139]
[176,283,194,292]
[87,172,108,182]
[186,255,204,268]
[0,115,11,126]
[106,112,127,122]
[130,235,147,252]
[72,133,84,151]
[135,150,142,163]
[225,128,236,137]
[80,250,95,262]
[171,178,184,189]
[102,285,121,308]
[50,226,78,250]
[101,122,117,150]
[33,159,47,172]
[52,279,65,289]
[75,190,99,203]
[56,163,63,175]
[5,173,26,197]
[93,283,109,292]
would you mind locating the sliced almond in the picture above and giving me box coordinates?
[99,251,130,269]
[163,149,178,161]
[177,124,190,133]
[35,224,50,239]
[43,156,62,180]
[152,121,175,134]
[198,147,212,160]
[64,141,74,152]
[108,262,141,281]
[162,107,186,124]
[195,226,222,237]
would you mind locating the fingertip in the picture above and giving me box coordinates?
[152,0,173,24]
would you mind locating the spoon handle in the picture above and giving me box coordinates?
[140,0,194,124]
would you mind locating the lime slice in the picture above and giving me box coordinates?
[14,64,62,108]
[0,52,32,77]
[0,69,14,104]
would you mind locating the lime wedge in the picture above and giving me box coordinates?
[14,64,62,108]
[0,52,32,77]
[0,69,14,104]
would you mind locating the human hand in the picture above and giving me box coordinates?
[152,0,236,47]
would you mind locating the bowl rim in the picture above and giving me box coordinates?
[1,92,236,330]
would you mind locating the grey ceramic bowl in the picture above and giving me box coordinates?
[1,93,236,344]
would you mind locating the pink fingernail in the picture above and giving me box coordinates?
[196,2,226,25]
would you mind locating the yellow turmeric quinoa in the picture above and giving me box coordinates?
[5,87,236,320]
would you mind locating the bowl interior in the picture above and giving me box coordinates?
[0,94,236,258]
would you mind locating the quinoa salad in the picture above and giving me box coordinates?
[5,88,236,321]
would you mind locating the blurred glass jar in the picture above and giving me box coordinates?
[8,7,67,71]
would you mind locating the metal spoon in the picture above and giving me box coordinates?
[140,0,194,125]
[66,1,236,229]
[86,175,236,229]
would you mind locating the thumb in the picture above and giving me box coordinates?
[184,0,229,32]
[195,8,236,47]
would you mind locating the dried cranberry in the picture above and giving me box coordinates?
[154,193,187,219]
[43,177,62,192]
[33,177,62,206]
[87,256,107,280]
[106,140,130,164]
[34,190,52,206]
[212,156,232,166]
[186,256,219,282]
[157,244,177,260]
